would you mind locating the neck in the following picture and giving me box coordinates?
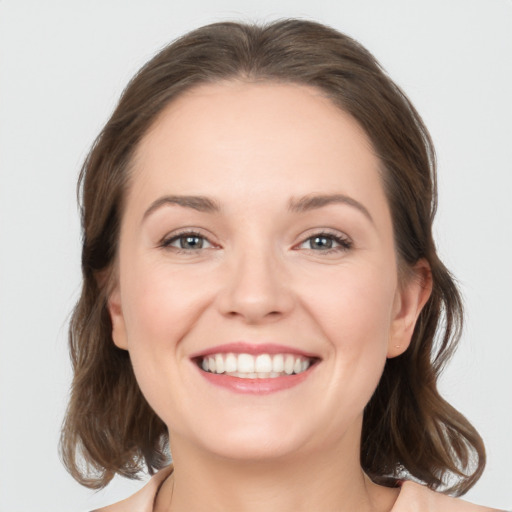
[155,424,399,512]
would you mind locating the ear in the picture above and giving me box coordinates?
[107,285,128,350]
[387,259,432,358]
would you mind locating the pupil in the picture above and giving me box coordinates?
[182,236,202,249]
[312,236,332,249]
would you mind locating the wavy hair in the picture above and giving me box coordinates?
[60,19,485,493]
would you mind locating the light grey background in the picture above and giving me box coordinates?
[1,1,511,510]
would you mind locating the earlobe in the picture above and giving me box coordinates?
[387,259,433,358]
[107,286,128,350]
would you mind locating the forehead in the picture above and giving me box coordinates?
[138,80,375,165]
[129,81,385,217]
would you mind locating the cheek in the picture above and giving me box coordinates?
[302,263,396,397]
[305,262,396,346]
[118,258,218,385]
[117,264,201,418]
[122,275,189,353]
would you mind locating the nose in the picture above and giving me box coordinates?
[215,247,295,324]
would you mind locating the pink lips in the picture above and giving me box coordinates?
[191,341,319,395]
[189,341,319,359]
[199,370,313,394]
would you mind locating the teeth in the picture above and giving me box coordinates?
[199,352,313,378]
[215,354,224,374]
[272,354,284,373]
[237,353,255,373]
[225,353,237,373]
[255,354,272,373]
[284,355,295,375]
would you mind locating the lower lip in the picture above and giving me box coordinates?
[197,367,315,394]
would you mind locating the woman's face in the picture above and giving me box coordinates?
[109,81,428,462]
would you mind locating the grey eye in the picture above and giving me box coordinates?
[179,235,205,249]
[297,232,352,253]
[163,232,213,251]
[309,235,335,250]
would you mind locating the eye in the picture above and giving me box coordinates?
[298,232,352,254]
[160,230,215,252]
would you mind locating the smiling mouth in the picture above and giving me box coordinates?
[196,353,318,379]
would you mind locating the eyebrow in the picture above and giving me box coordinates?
[143,195,222,220]
[288,193,374,224]
[143,193,373,224]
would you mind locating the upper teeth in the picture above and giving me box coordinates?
[200,353,312,378]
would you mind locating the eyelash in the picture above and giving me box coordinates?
[160,230,215,254]
[298,232,353,254]
[160,229,353,256]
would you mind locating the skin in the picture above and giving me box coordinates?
[108,81,432,512]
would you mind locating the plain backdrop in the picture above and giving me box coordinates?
[0,1,511,511]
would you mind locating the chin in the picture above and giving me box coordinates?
[203,437,303,463]
[183,415,315,462]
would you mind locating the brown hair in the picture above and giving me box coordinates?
[60,19,485,494]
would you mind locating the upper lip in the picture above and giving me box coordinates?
[189,342,320,359]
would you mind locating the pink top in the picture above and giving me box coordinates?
[93,466,504,512]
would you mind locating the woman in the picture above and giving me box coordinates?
[61,19,504,511]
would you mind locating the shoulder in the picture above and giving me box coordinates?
[393,480,505,512]
[92,466,173,512]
